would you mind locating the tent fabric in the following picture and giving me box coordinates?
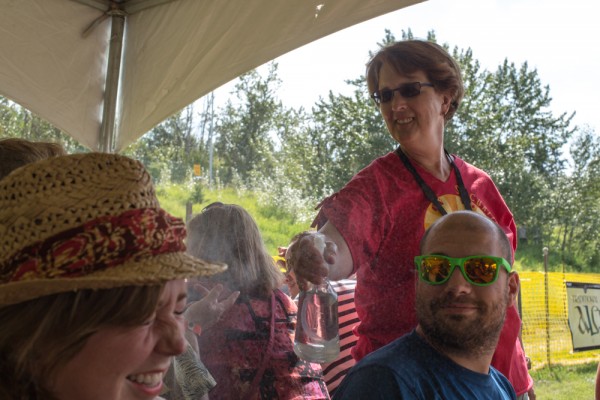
[0,0,424,151]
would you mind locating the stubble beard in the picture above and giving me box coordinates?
[416,290,509,359]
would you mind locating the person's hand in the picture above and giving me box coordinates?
[277,246,287,258]
[274,246,288,272]
[527,386,536,400]
[185,283,239,330]
[285,233,333,290]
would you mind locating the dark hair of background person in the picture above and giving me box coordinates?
[0,138,66,180]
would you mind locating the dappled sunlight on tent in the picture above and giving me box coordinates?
[0,0,424,151]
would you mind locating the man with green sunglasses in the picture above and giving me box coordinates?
[333,211,520,399]
[415,254,512,287]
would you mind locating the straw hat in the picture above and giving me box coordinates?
[0,152,226,307]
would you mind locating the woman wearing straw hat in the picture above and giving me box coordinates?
[0,153,225,400]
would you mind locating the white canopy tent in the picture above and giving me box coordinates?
[0,0,424,152]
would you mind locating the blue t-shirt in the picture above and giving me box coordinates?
[333,330,516,400]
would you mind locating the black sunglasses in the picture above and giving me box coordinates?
[371,82,434,105]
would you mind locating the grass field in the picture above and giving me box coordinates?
[532,362,597,399]
[156,184,311,254]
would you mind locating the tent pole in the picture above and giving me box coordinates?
[99,10,126,153]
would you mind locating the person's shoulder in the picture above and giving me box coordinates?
[489,366,517,398]
[333,363,410,400]
[363,331,452,378]
[334,333,422,399]
[352,152,399,177]
[332,152,399,200]
[452,154,494,180]
[374,151,401,169]
[356,331,421,368]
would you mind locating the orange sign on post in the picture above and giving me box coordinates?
[193,164,201,176]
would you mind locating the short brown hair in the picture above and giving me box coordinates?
[0,285,163,399]
[0,138,66,180]
[366,40,464,123]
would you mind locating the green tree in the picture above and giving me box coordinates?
[0,96,87,153]
[553,126,600,270]
[213,63,281,186]
[124,104,201,184]
[273,107,319,197]
[310,82,393,193]
[195,92,217,186]
[445,50,574,244]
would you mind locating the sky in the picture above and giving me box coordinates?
[213,0,599,134]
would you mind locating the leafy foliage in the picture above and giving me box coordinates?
[123,105,203,184]
[213,65,280,185]
[0,97,87,154]
[446,49,575,247]
[310,82,394,192]
[552,127,600,270]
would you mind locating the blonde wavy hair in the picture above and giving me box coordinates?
[186,203,283,298]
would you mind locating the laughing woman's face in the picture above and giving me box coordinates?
[49,280,188,400]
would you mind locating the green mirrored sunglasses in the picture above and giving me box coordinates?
[414,255,512,286]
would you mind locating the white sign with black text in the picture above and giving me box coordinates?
[566,282,600,352]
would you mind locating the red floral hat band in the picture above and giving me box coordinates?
[1,208,186,284]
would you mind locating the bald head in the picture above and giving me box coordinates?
[415,212,518,366]
[420,211,512,264]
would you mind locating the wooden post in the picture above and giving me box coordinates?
[543,246,551,368]
[185,201,192,224]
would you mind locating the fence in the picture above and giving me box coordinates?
[520,271,600,369]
